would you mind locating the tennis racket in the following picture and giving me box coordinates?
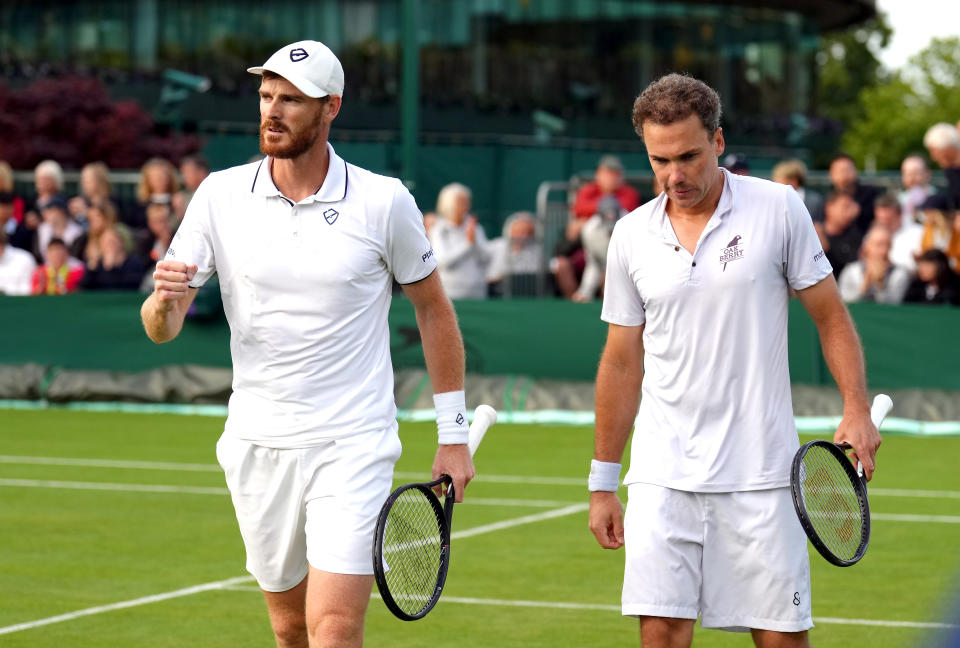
[790,393,893,567]
[372,404,497,620]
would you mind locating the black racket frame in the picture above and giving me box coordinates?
[372,475,455,621]
[790,440,870,567]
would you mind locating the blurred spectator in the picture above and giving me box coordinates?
[429,182,490,299]
[923,122,960,210]
[30,238,84,295]
[0,229,37,296]
[486,211,543,297]
[0,191,35,254]
[573,195,624,302]
[133,157,181,228]
[828,154,880,232]
[0,161,26,224]
[80,227,146,291]
[68,162,114,229]
[820,192,864,278]
[723,153,750,176]
[139,198,178,264]
[903,249,960,306]
[772,158,825,222]
[553,155,640,298]
[23,160,66,244]
[917,193,960,269]
[36,197,83,263]
[173,154,210,220]
[873,195,923,273]
[837,225,910,304]
[73,201,134,269]
[898,154,934,224]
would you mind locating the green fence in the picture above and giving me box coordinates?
[1,293,958,391]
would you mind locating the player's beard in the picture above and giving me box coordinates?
[259,111,324,159]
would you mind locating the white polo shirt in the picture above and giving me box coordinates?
[602,169,832,492]
[167,144,437,448]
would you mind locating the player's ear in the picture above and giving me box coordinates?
[324,95,342,121]
[713,127,725,158]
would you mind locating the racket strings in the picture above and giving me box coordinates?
[381,488,445,614]
[799,447,865,560]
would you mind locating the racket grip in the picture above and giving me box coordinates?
[468,405,497,457]
[870,394,893,429]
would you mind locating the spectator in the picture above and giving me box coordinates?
[30,237,84,295]
[173,154,210,221]
[573,195,624,302]
[898,154,935,224]
[139,198,178,264]
[36,196,83,263]
[837,225,910,304]
[918,192,960,269]
[0,191,35,254]
[828,153,881,232]
[429,182,490,299]
[73,201,134,269]
[22,160,65,247]
[772,158,825,222]
[80,227,146,291]
[132,157,181,228]
[0,161,26,225]
[553,155,640,298]
[903,249,960,306]
[486,211,543,296]
[722,153,750,176]
[923,122,960,210]
[68,162,115,229]
[873,195,923,272]
[0,229,37,296]
[820,192,864,278]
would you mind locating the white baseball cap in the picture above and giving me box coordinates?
[247,40,344,98]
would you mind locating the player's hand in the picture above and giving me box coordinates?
[589,491,624,549]
[152,260,198,310]
[432,444,475,503]
[834,406,882,481]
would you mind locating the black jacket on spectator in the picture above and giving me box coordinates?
[903,276,960,306]
[825,225,864,279]
[80,256,146,291]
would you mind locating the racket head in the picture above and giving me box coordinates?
[372,476,452,620]
[790,440,870,567]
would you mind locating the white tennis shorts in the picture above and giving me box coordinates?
[622,483,813,633]
[216,427,402,592]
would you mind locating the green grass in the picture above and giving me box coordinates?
[0,409,958,647]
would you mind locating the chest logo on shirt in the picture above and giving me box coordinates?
[719,234,744,271]
[323,208,339,225]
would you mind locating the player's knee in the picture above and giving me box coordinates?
[271,615,308,648]
[309,610,364,648]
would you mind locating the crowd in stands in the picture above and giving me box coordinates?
[2,120,960,307]
[0,155,209,296]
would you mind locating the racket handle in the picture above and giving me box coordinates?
[468,405,497,457]
[871,393,893,429]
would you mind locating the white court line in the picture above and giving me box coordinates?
[873,513,960,524]
[216,588,959,630]
[0,575,255,637]
[5,455,960,499]
[0,503,587,636]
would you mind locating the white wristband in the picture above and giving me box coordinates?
[434,390,469,445]
[588,459,622,492]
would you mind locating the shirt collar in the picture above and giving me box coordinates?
[250,142,348,203]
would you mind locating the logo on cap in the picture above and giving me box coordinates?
[290,48,308,62]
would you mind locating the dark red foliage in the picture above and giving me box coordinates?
[0,76,200,169]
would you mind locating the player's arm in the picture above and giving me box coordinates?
[401,270,475,502]
[796,275,881,479]
[589,322,644,549]
[140,260,199,343]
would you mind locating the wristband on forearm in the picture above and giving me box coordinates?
[434,390,469,445]
[588,459,622,492]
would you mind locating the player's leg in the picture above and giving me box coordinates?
[262,577,309,648]
[304,569,374,648]
[700,489,812,638]
[622,484,703,648]
[639,616,695,648]
[750,628,811,648]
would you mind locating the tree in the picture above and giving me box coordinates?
[842,37,960,170]
[0,76,200,170]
